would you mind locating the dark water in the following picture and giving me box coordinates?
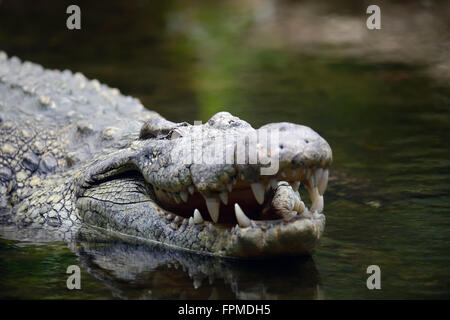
[0,0,449,299]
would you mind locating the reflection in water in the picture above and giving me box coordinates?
[74,226,322,299]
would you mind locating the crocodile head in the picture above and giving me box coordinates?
[76,112,332,258]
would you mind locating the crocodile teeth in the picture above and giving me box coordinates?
[188,217,194,226]
[314,168,323,186]
[205,197,220,223]
[172,192,180,204]
[294,193,301,212]
[291,190,304,214]
[318,169,329,195]
[193,209,203,224]
[307,185,317,204]
[306,168,312,180]
[311,195,324,213]
[290,181,300,191]
[250,182,265,205]
[234,203,251,228]
[188,185,195,195]
[180,190,188,202]
[227,183,233,192]
[219,191,228,205]
[308,186,324,213]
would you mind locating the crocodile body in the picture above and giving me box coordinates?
[0,52,332,258]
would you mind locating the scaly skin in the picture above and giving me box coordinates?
[0,52,332,258]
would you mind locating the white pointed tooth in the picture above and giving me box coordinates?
[308,170,316,188]
[292,190,302,213]
[294,195,301,212]
[310,184,324,213]
[234,203,251,228]
[193,278,202,289]
[315,168,323,185]
[316,195,324,213]
[307,185,317,207]
[188,185,195,195]
[189,217,194,226]
[240,173,245,180]
[227,182,233,193]
[290,181,300,191]
[250,182,265,205]
[172,192,180,204]
[318,169,329,195]
[205,196,220,223]
[193,209,203,224]
[270,178,278,189]
[306,168,312,180]
[219,191,228,205]
[314,168,323,192]
[180,190,188,202]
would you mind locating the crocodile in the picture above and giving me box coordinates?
[0,52,332,259]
